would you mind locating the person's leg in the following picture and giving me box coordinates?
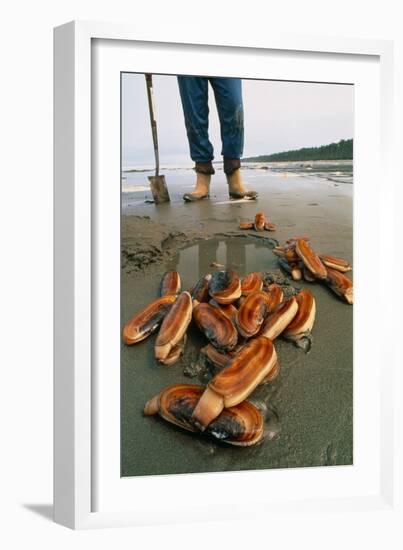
[210,77,257,199]
[177,76,214,201]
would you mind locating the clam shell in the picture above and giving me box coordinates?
[283,289,316,340]
[192,336,277,429]
[295,239,327,279]
[261,358,280,383]
[254,212,266,231]
[158,335,187,366]
[303,266,316,282]
[209,270,241,304]
[272,247,286,258]
[193,302,238,351]
[155,291,193,361]
[200,343,232,373]
[265,283,284,312]
[236,291,271,338]
[144,384,264,446]
[239,221,254,230]
[241,272,263,295]
[264,220,276,231]
[278,257,293,275]
[286,235,310,244]
[209,299,238,324]
[284,247,300,263]
[191,274,212,305]
[259,296,298,340]
[291,265,303,281]
[160,271,181,296]
[325,268,353,304]
[319,254,352,273]
[122,295,176,345]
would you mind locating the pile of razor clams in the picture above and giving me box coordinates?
[273,236,353,304]
[123,235,353,448]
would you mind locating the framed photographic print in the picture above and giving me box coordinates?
[54,21,396,529]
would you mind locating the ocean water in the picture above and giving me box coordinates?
[121,160,353,209]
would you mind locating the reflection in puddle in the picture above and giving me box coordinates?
[166,237,278,288]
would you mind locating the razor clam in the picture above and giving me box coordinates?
[302,266,316,282]
[254,212,266,231]
[209,270,241,305]
[193,302,238,351]
[241,272,263,295]
[122,295,176,345]
[265,283,284,312]
[295,239,327,280]
[236,291,271,338]
[159,335,187,366]
[191,273,212,306]
[209,299,238,324]
[239,221,254,230]
[155,291,193,363]
[283,289,316,351]
[319,254,352,273]
[259,296,299,341]
[325,268,353,304]
[264,220,276,231]
[144,384,264,446]
[191,336,277,430]
[160,271,181,296]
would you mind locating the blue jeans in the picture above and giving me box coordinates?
[177,76,244,174]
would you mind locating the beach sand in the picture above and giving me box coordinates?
[121,163,353,476]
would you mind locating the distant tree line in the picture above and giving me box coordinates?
[243,139,353,162]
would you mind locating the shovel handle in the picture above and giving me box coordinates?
[145,74,160,177]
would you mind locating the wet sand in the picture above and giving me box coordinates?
[121,166,353,477]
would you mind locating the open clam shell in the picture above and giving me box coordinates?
[319,254,352,273]
[191,274,212,306]
[209,270,241,305]
[144,384,264,446]
[259,296,298,340]
[160,271,181,296]
[241,272,263,295]
[191,336,277,430]
[122,295,176,345]
[236,291,271,338]
[325,268,353,304]
[193,302,238,351]
[283,289,316,341]
[155,291,193,362]
[295,239,327,280]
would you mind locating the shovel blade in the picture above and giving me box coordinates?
[148,175,170,204]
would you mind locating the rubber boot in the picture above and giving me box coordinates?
[226,169,258,200]
[183,173,211,202]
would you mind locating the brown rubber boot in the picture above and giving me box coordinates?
[183,173,211,202]
[226,169,258,200]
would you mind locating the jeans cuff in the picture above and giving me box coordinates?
[195,161,215,175]
[223,157,241,175]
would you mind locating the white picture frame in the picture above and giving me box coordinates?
[54,20,397,530]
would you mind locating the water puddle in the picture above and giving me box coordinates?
[165,237,278,287]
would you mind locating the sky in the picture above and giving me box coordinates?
[121,73,353,168]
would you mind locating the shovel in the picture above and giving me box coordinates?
[145,74,170,204]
